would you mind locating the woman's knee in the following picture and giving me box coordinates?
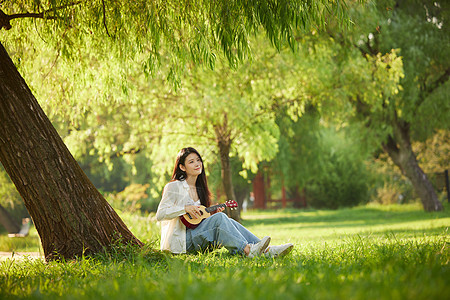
[209,212,228,225]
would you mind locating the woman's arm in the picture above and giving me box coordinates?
[156,182,187,221]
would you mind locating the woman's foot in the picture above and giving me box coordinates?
[264,243,294,258]
[246,236,271,258]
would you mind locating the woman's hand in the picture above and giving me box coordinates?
[210,204,225,215]
[185,205,202,219]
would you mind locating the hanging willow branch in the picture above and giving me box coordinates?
[102,0,111,37]
[0,2,82,30]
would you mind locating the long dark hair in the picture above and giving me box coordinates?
[171,147,212,207]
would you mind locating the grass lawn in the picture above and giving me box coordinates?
[0,202,449,299]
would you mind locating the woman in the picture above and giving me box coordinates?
[156,147,293,258]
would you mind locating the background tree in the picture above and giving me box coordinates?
[0,1,348,260]
[243,0,450,211]
[264,0,449,211]
[149,60,283,221]
[36,37,321,220]
[333,0,449,211]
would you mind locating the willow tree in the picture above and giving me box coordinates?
[0,0,349,260]
[145,57,287,221]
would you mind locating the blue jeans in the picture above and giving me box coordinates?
[186,212,261,255]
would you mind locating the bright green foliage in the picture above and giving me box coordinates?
[338,49,406,139]
[1,26,306,202]
[1,204,449,299]
[49,38,312,198]
[341,0,450,140]
[328,1,449,211]
[145,59,284,188]
[267,1,449,210]
[0,0,352,158]
[304,127,372,209]
[271,104,373,209]
[1,0,349,86]
[0,166,21,209]
[106,183,150,213]
[4,0,447,212]
[0,0,351,212]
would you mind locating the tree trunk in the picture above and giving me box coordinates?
[218,143,240,221]
[383,120,443,211]
[214,120,240,222]
[0,203,20,233]
[252,171,266,209]
[0,42,143,261]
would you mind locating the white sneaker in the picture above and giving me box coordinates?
[264,243,294,258]
[247,236,271,258]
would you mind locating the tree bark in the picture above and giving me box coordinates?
[0,42,143,261]
[218,142,240,221]
[214,118,240,222]
[382,119,443,211]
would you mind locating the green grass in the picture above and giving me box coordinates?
[0,203,449,299]
[0,230,42,253]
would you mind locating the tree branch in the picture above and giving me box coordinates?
[102,0,111,37]
[0,2,82,31]
[414,67,450,113]
[0,9,13,30]
[382,134,400,162]
[423,67,450,96]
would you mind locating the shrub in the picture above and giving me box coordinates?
[106,184,151,213]
[304,128,371,209]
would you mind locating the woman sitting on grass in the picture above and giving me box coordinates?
[156,147,293,258]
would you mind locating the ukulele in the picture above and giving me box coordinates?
[180,200,238,229]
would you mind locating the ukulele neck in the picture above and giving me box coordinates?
[205,203,226,213]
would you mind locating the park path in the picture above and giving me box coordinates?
[0,251,43,261]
